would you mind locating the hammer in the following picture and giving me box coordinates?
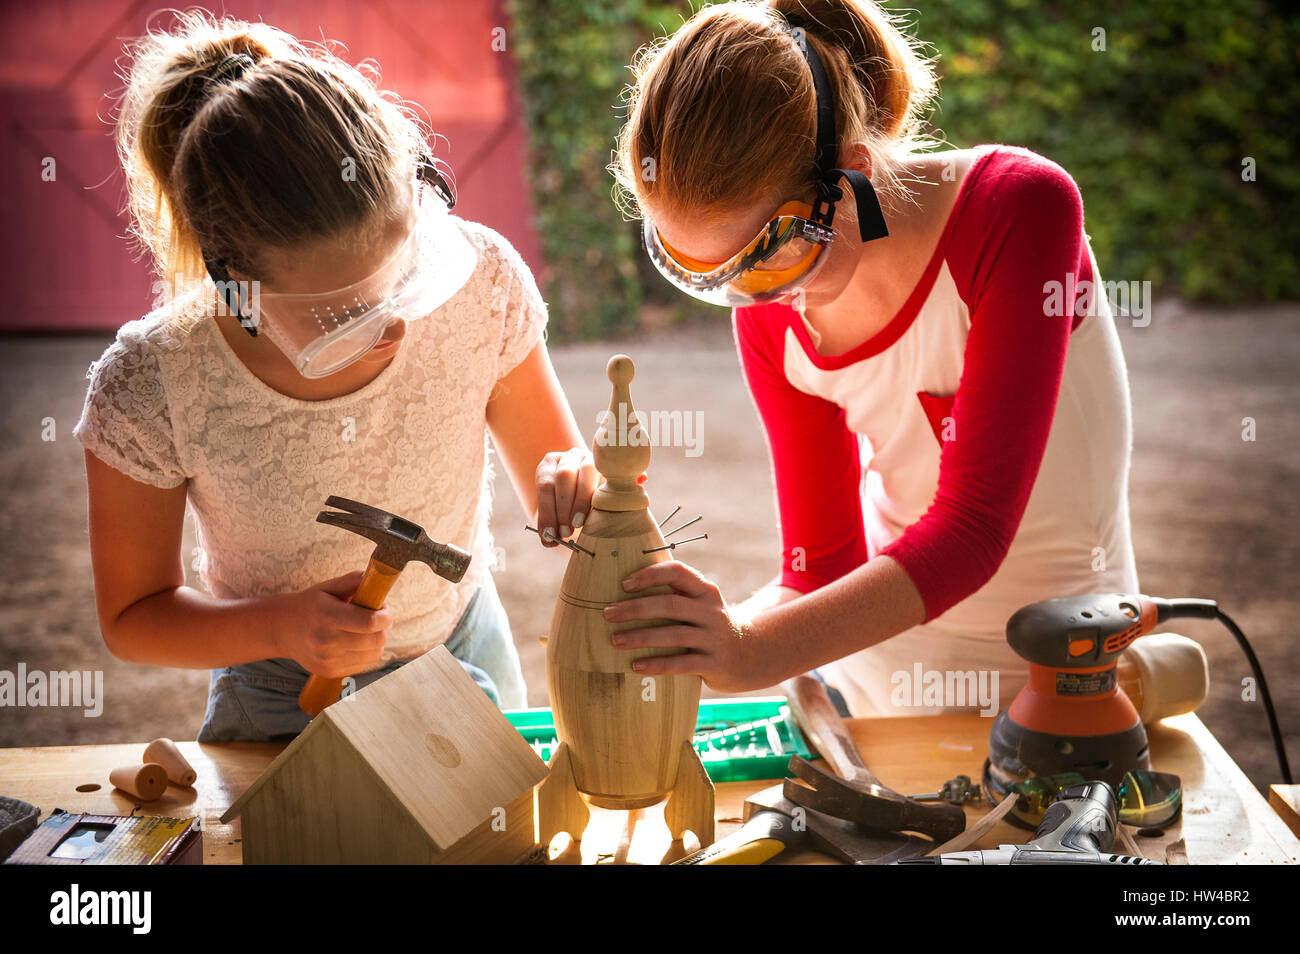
[781,675,967,841]
[672,782,932,864]
[297,495,471,717]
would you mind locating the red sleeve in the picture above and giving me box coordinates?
[879,147,1090,621]
[732,304,867,593]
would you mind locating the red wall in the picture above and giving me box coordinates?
[0,0,539,332]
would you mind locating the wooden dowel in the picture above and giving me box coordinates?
[110,763,168,801]
[143,738,196,787]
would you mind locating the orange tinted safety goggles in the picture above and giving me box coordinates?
[644,200,836,307]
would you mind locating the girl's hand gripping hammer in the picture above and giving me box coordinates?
[297,495,471,716]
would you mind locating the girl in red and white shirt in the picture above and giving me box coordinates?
[602,0,1139,716]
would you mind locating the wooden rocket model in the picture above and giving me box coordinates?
[536,355,715,849]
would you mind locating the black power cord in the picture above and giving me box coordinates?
[1161,599,1292,785]
[1213,607,1293,784]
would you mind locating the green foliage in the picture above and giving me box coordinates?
[910,0,1300,301]
[507,0,1300,339]
[506,0,721,339]
[506,1,663,339]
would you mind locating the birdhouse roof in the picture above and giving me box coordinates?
[221,647,547,849]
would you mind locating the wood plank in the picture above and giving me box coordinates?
[819,712,1299,864]
[0,740,284,865]
[1268,785,1300,840]
[3,712,1295,864]
[1142,715,1299,864]
[706,713,1299,864]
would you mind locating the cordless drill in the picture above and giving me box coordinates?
[897,781,1160,865]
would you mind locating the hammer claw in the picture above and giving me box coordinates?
[316,509,388,533]
[790,754,901,804]
[315,496,469,580]
[299,495,472,718]
[785,755,967,842]
[321,495,390,521]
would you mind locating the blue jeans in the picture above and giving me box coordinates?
[196,575,527,742]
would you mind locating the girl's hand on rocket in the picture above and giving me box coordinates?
[602,561,761,694]
[535,446,598,547]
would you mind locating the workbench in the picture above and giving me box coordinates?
[3,712,1295,864]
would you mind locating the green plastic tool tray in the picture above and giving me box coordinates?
[504,696,813,783]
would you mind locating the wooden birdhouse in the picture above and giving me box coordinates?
[220,646,547,864]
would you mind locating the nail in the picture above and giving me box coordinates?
[542,527,556,542]
[603,605,617,618]
[622,576,638,591]
[572,512,585,528]
[610,636,625,648]
[559,525,571,538]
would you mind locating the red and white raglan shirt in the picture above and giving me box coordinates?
[734,144,1139,717]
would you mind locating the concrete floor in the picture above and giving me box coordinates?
[1,301,1296,795]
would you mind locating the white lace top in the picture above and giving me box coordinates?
[73,219,547,666]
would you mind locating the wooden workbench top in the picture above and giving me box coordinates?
[2,713,1295,864]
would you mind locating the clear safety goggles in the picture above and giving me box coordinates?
[209,167,477,379]
[643,200,836,308]
[258,178,476,377]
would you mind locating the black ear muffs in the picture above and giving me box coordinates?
[779,11,889,244]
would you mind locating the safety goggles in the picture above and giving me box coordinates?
[639,10,889,309]
[205,163,477,378]
[644,200,837,307]
[992,770,1183,831]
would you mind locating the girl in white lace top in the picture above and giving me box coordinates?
[72,13,596,741]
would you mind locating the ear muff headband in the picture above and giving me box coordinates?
[777,11,889,243]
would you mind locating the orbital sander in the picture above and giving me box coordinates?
[984,592,1291,813]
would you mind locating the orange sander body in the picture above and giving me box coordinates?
[985,593,1219,799]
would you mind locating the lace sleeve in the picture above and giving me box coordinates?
[72,328,187,489]
[486,229,549,378]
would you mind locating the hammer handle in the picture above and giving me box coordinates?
[784,677,968,842]
[785,675,878,787]
[297,557,402,717]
